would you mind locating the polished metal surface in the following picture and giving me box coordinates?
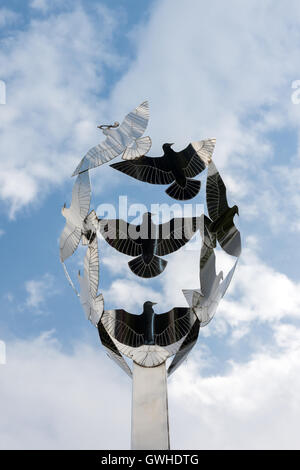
[72,101,151,175]
[131,362,170,450]
[110,138,216,200]
[78,237,104,327]
[100,212,200,278]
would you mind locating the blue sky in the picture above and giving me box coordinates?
[1,0,300,450]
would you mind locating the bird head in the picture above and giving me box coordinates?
[143,301,157,309]
[162,143,174,152]
[61,203,67,217]
[97,121,119,136]
[233,205,239,216]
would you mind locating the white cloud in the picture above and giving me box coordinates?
[1,324,300,449]
[0,332,131,450]
[30,0,49,13]
[0,5,120,217]
[25,273,56,312]
[0,8,19,27]
[169,321,300,449]
[108,0,300,233]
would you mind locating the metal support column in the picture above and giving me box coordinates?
[131,361,170,450]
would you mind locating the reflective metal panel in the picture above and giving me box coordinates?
[72,101,151,175]
[131,362,170,450]
[78,237,104,327]
[110,138,216,201]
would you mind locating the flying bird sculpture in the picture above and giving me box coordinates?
[72,101,151,176]
[206,162,241,257]
[60,170,98,263]
[110,139,216,200]
[99,212,200,278]
[99,301,197,367]
[78,237,104,327]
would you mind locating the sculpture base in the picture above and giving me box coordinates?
[131,361,170,450]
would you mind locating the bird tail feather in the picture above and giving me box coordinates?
[122,136,152,160]
[128,255,167,278]
[166,179,200,200]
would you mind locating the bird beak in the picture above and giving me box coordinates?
[152,302,157,306]
[63,203,66,208]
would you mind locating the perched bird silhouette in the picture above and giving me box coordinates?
[100,212,200,278]
[72,101,151,176]
[206,162,241,257]
[110,139,216,200]
[99,302,197,367]
[60,171,98,263]
[183,259,238,327]
[182,213,239,327]
[78,237,104,327]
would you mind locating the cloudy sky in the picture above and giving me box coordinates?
[1,0,300,450]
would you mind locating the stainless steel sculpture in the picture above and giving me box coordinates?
[111,138,216,200]
[72,101,151,176]
[60,100,241,450]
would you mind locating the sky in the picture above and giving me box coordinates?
[0,0,300,450]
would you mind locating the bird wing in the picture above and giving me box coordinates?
[110,156,174,185]
[62,262,79,297]
[154,308,197,346]
[206,162,230,221]
[79,237,99,300]
[116,100,150,143]
[59,222,82,262]
[167,319,200,376]
[98,320,132,378]
[100,309,144,347]
[72,101,149,175]
[156,217,200,256]
[70,171,91,219]
[216,224,242,257]
[100,218,142,257]
[181,139,216,178]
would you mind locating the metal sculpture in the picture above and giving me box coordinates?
[100,212,200,278]
[60,170,98,263]
[100,303,197,367]
[60,100,241,451]
[111,138,216,200]
[72,101,151,176]
[78,237,104,327]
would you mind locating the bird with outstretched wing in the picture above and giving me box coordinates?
[110,139,216,200]
[99,212,200,278]
[99,302,197,368]
[206,162,241,257]
[72,101,151,175]
[60,171,98,263]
